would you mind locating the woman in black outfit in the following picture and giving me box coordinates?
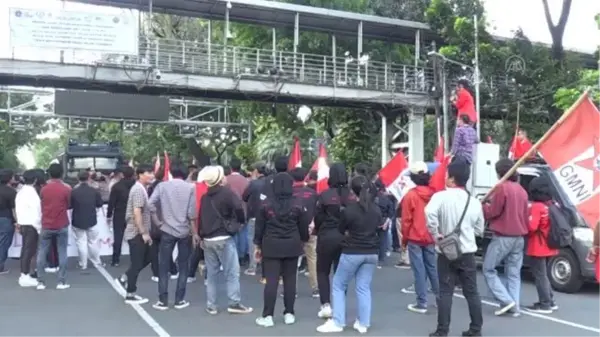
[316,175,381,334]
[254,173,310,328]
[314,163,355,319]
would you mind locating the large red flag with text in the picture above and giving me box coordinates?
[378,151,410,202]
[537,94,600,228]
[288,137,302,170]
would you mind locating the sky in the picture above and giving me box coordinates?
[1,0,598,168]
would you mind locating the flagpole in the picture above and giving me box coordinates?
[483,89,591,200]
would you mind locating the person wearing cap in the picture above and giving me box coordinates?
[400,161,439,314]
[198,165,252,315]
[70,170,105,270]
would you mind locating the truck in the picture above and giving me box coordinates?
[470,143,596,293]
[54,139,124,200]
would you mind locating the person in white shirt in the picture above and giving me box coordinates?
[15,170,42,287]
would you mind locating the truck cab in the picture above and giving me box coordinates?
[470,144,596,293]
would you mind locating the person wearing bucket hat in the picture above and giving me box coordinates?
[198,165,252,315]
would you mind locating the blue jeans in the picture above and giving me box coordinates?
[246,219,257,270]
[234,225,248,259]
[483,235,524,312]
[332,253,378,327]
[0,217,14,271]
[36,227,69,284]
[158,232,192,303]
[203,237,241,309]
[407,243,440,307]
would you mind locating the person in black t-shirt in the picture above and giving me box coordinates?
[317,175,382,334]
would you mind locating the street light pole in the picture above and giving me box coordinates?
[473,14,481,140]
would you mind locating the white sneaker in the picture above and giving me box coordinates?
[56,282,71,290]
[19,274,38,287]
[495,302,516,316]
[255,315,274,327]
[317,319,343,333]
[151,276,159,282]
[284,313,296,325]
[36,282,46,290]
[170,273,179,280]
[186,277,196,283]
[353,320,368,334]
[44,267,58,273]
[317,304,332,319]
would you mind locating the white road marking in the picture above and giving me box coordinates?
[453,293,600,334]
[95,264,171,337]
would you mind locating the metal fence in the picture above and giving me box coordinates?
[127,38,433,94]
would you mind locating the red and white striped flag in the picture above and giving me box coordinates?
[288,137,302,170]
[377,151,410,202]
[309,144,329,194]
[163,151,172,181]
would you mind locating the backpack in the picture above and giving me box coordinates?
[546,202,573,249]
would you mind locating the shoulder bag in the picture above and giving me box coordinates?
[210,198,241,235]
[438,191,471,261]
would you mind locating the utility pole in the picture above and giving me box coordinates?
[473,14,481,140]
[431,42,444,150]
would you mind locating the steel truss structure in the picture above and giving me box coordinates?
[0,87,250,140]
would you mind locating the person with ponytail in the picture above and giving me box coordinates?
[313,163,354,319]
[253,173,310,327]
[317,175,381,334]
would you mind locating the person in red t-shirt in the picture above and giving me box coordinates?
[523,177,558,314]
[510,129,534,160]
[452,79,478,124]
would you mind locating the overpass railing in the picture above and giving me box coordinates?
[133,38,432,94]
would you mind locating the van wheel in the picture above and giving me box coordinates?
[547,249,583,293]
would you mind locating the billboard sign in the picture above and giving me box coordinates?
[9,7,138,55]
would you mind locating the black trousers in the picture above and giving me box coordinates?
[188,245,205,278]
[20,225,38,275]
[316,241,341,305]
[150,234,178,277]
[262,257,298,317]
[530,256,554,307]
[436,253,483,334]
[125,235,152,293]
[112,217,126,264]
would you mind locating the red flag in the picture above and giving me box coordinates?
[153,151,161,174]
[434,136,445,163]
[430,155,451,192]
[163,151,172,181]
[288,137,302,170]
[537,94,600,228]
[378,151,410,202]
[313,144,329,194]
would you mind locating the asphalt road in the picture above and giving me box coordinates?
[0,256,598,336]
